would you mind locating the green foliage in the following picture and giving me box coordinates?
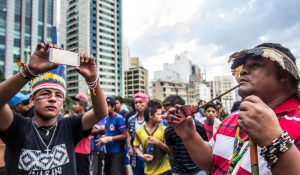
[123,97,133,111]
[64,95,73,112]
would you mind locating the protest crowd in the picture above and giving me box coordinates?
[0,42,300,175]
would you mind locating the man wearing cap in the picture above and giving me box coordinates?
[171,43,300,174]
[0,43,107,175]
[8,92,31,114]
[97,97,127,175]
[71,93,91,175]
[127,92,149,175]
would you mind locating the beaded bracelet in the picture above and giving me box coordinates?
[24,64,39,78]
[260,131,294,168]
[19,66,32,80]
[17,62,34,80]
[86,77,99,95]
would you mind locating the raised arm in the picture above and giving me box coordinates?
[75,55,108,131]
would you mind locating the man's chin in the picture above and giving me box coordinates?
[238,87,253,98]
[39,112,59,120]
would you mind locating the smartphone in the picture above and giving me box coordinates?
[49,48,80,67]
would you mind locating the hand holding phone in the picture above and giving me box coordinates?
[49,48,80,67]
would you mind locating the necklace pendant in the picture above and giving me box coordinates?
[46,130,49,136]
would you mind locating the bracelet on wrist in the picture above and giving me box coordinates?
[24,64,39,78]
[260,131,294,169]
[86,77,99,95]
[19,67,32,80]
[17,62,34,80]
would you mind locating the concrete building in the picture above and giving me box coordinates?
[152,80,188,102]
[212,75,238,111]
[124,57,148,98]
[0,0,58,79]
[154,52,192,83]
[197,83,211,102]
[60,0,123,96]
[190,64,204,84]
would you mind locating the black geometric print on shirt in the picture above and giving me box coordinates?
[18,144,70,171]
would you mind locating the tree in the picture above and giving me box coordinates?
[64,95,73,112]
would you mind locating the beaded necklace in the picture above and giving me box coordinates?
[228,127,249,174]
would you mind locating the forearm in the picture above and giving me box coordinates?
[134,147,144,157]
[271,145,300,175]
[156,141,170,153]
[82,82,108,130]
[126,131,132,146]
[89,82,107,119]
[91,127,105,136]
[0,73,29,105]
[111,132,127,141]
[182,132,213,171]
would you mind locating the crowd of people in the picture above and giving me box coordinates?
[0,42,300,175]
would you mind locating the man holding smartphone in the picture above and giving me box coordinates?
[0,43,108,175]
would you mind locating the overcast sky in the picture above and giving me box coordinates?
[123,0,300,81]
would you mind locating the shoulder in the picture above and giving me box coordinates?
[128,113,137,122]
[165,126,174,133]
[115,113,125,120]
[135,125,144,133]
[59,114,83,127]
[219,113,238,126]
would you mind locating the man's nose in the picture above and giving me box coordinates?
[48,94,57,101]
[240,66,249,76]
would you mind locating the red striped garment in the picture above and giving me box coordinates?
[209,96,300,175]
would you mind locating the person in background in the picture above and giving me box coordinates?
[127,92,149,175]
[97,97,127,175]
[63,110,71,118]
[8,92,31,116]
[72,93,91,175]
[163,95,208,175]
[114,96,133,175]
[203,103,221,141]
[115,96,129,118]
[91,116,107,175]
[215,99,228,121]
[193,99,206,124]
[134,101,171,175]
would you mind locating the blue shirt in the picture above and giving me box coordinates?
[91,117,107,153]
[105,113,127,153]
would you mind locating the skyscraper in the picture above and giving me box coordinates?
[60,0,123,97]
[0,0,57,79]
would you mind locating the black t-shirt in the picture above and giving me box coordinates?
[0,112,91,175]
[164,120,208,174]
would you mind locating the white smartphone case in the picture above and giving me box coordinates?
[49,48,80,67]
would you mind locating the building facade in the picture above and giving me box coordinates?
[124,57,148,98]
[60,0,122,96]
[154,52,192,83]
[0,0,57,79]
[152,80,188,102]
[212,75,238,111]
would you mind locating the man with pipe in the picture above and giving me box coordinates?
[169,43,300,174]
